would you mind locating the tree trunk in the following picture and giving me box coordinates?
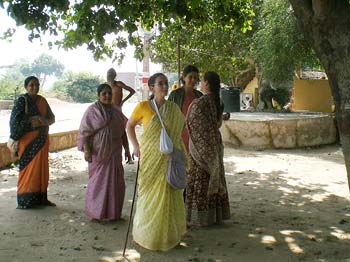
[289,0,350,189]
[41,74,47,90]
[256,65,265,110]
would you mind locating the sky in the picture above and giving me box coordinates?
[0,9,161,82]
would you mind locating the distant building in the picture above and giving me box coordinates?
[117,72,142,91]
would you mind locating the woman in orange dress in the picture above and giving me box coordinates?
[9,76,55,209]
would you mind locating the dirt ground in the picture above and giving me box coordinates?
[0,144,349,262]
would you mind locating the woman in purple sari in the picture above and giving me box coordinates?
[78,83,130,221]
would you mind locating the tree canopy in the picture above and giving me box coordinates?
[0,0,254,62]
[252,0,319,83]
[151,22,253,85]
[0,0,319,87]
[19,54,65,88]
[0,54,64,99]
[150,0,319,87]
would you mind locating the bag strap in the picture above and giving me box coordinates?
[151,99,167,130]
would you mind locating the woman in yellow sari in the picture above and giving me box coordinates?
[9,76,55,209]
[126,73,186,251]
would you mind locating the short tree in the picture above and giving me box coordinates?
[52,71,102,103]
[20,54,65,89]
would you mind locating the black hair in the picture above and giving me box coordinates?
[24,76,39,88]
[203,71,223,121]
[97,83,112,96]
[148,73,167,100]
[181,65,199,85]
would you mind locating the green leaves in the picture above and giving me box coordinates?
[150,14,253,85]
[1,0,254,62]
[30,53,65,78]
[54,71,103,103]
[251,0,319,83]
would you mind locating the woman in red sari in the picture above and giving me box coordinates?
[168,65,203,201]
[168,65,202,152]
[9,76,55,209]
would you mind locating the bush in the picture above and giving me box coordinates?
[0,74,25,100]
[67,78,100,103]
[51,71,103,103]
[273,88,290,107]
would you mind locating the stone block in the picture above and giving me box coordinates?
[222,120,271,149]
[270,119,297,148]
[297,116,336,147]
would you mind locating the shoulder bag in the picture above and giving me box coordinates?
[151,99,187,189]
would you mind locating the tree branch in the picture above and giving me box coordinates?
[312,0,336,19]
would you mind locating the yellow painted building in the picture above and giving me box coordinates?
[242,77,334,113]
[292,79,334,113]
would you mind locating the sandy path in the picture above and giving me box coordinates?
[0,144,349,262]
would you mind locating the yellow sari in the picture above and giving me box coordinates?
[132,101,186,251]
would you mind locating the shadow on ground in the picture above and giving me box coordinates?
[0,145,349,262]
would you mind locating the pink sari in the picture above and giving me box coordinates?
[78,102,127,220]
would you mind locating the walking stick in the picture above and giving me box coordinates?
[123,159,140,258]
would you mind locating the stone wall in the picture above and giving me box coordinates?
[0,130,78,169]
[0,100,14,110]
[49,131,78,152]
[221,114,337,149]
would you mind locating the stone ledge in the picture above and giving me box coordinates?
[221,113,336,149]
[0,130,78,168]
[0,100,14,110]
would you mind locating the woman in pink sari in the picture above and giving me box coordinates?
[78,83,130,221]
